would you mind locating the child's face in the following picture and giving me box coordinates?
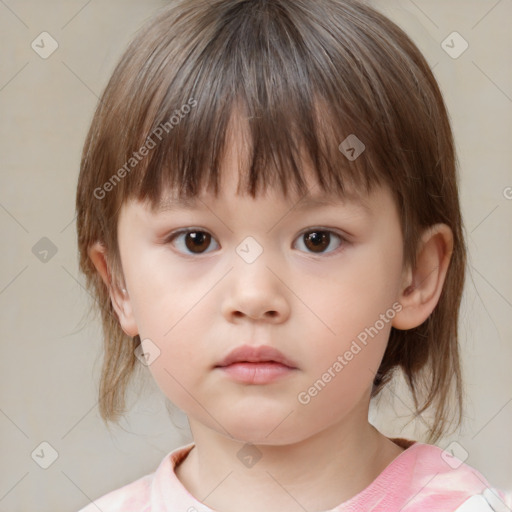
[114,136,407,444]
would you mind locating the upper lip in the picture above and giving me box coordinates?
[215,345,298,368]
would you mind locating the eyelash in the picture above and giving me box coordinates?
[165,227,348,257]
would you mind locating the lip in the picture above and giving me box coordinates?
[214,345,298,385]
[215,345,298,368]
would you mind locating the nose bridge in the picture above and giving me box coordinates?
[223,235,290,321]
[233,234,275,293]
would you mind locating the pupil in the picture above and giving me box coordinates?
[186,232,209,253]
[306,231,329,252]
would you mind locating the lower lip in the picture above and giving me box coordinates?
[216,362,296,384]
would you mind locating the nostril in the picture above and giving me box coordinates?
[232,310,277,319]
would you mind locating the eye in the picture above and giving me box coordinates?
[167,229,219,255]
[294,229,344,255]
[166,228,346,256]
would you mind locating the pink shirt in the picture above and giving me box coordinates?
[77,439,511,512]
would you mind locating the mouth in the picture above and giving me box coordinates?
[214,345,298,385]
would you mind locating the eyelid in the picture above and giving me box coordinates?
[296,226,351,241]
[165,227,219,256]
[293,227,349,256]
[165,226,351,257]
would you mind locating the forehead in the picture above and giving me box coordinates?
[149,113,374,214]
[130,92,390,220]
[153,188,372,215]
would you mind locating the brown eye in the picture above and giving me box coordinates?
[304,231,329,252]
[297,230,343,254]
[185,232,211,253]
[169,230,218,254]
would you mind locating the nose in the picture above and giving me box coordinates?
[221,255,291,324]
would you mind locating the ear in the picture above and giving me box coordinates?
[88,241,139,337]
[392,224,454,330]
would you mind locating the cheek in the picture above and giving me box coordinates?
[141,324,209,415]
[296,244,403,347]
[125,247,217,334]
[290,242,402,406]
[293,321,392,433]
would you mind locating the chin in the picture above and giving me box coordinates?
[221,415,308,446]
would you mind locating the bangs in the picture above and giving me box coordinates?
[141,96,379,207]
[110,0,417,207]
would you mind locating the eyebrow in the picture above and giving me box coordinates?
[155,193,371,214]
[155,196,203,212]
[293,195,370,213]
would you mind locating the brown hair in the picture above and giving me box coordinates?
[76,0,466,442]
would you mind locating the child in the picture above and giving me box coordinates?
[75,0,511,510]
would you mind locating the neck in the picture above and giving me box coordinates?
[176,414,404,512]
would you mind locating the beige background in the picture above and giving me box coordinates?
[0,1,511,511]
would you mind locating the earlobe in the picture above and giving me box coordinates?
[88,242,139,337]
[392,224,454,330]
